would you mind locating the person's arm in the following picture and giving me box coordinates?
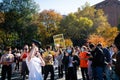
[55,48,63,57]
[11,54,14,62]
[72,55,80,66]
[27,47,35,62]
[27,47,38,62]
[0,55,7,65]
[20,52,24,59]
[27,48,34,62]
[36,52,45,66]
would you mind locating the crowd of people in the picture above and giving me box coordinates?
[0,33,120,80]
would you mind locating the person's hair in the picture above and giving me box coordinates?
[114,33,120,50]
[5,46,11,51]
[89,43,95,49]
[97,43,102,47]
[82,46,87,50]
[46,45,51,50]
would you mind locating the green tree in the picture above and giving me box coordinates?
[0,0,39,47]
[60,3,112,46]
[60,13,93,40]
[0,29,19,47]
[75,3,109,34]
[0,12,4,24]
[78,17,93,38]
[60,13,78,38]
[96,26,119,46]
[38,9,63,45]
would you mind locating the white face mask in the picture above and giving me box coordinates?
[81,48,84,52]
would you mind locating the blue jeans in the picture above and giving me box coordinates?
[113,74,120,80]
[92,66,104,80]
[104,66,111,80]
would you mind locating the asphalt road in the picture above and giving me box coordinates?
[0,64,82,80]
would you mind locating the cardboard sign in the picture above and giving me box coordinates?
[53,34,65,48]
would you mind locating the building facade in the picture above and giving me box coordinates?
[95,0,120,26]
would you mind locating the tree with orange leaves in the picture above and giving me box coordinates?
[88,34,107,47]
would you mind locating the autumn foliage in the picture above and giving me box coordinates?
[88,34,107,47]
[65,39,73,47]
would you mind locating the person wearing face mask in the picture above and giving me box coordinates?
[62,47,80,80]
[66,49,72,54]
[81,47,84,52]
[66,46,72,56]
[79,46,89,80]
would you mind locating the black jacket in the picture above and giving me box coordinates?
[115,51,120,77]
[72,55,80,70]
[91,47,105,67]
[62,55,80,70]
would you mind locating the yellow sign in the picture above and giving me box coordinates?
[53,34,65,48]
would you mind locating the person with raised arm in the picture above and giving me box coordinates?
[26,39,45,80]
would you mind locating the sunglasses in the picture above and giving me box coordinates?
[24,48,28,50]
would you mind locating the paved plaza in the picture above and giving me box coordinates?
[0,64,82,80]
